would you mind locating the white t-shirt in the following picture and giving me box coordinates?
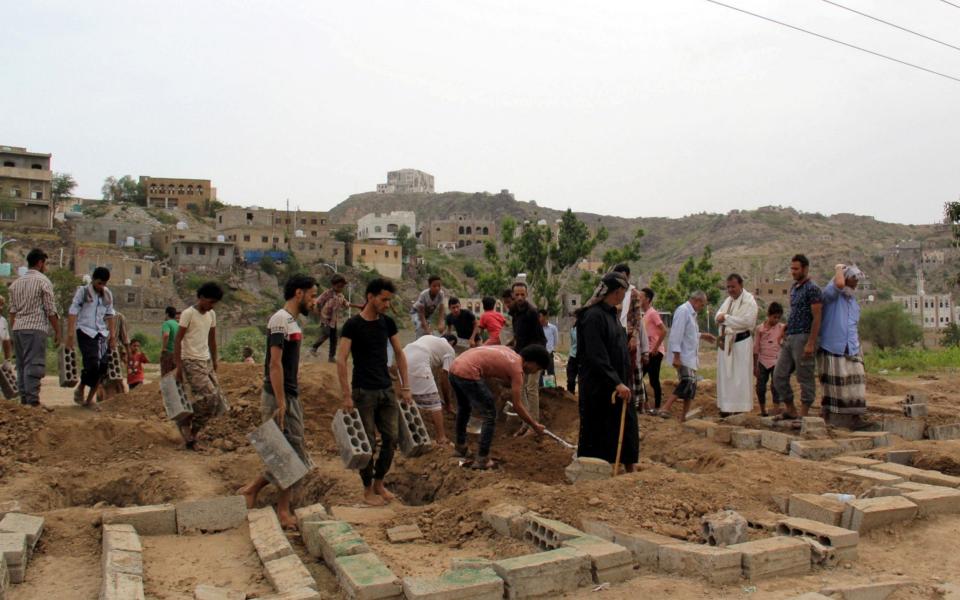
[179,306,217,361]
[0,316,9,342]
[403,335,456,396]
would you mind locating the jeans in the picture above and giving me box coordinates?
[756,363,778,408]
[311,325,338,360]
[13,330,47,406]
[773,333,816,407]
[566,354,579,393]
[77,330,108,388]
[642,351,664,408]
[449,374,497,458]
[353,387,399,487]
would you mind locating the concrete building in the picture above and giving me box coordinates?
[0,145,54,228]
[357,211,416,241]
[214,206,339,262]
[141,176,215,212]
[421,214,496,250]
[170,238,237,271]
[74,245,172,286]
[883,240,923,268]
[75,218,153,247]
[353,241,402,279]
[376,169,434,194]
[894,293,954,330]
[922,249,945,266]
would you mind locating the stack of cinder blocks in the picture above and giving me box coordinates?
[0,361,17,400]
[248,419,309,490]
[902,392,928,418]
[106,347,124,382]
[396,400,432,457]
[100,524,145,600]
[332,409,373,469]
[0,512,44,586]
[159,374,192,423]
[246,507,320,600]
[59,347,79,388]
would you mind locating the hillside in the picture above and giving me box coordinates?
[330,192,954,295]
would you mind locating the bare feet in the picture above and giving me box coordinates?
[277,511,298,530]
[373,481,396,503]
[363,488,386,506]
[238,484,258,509]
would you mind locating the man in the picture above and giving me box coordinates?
[175,282,226,450]
[0,297,12,361]
[403,333,458,445]
[445,297,480,351]
[818,264,867,428]
[8,248,60,407]
[66,267,117,409]
[754,302,785,417]
[575,272,636,471]
[239,274,318,529]
[773,254,823,420]
[477,296,506,345]
[715,274,758,417]
[612,264,650,409]
[410,275,446,338]
[310,274,362,362]
[449,344,548,469]
[498,289,515,346]
[639,287,667,413]
[659,291,716,421]
[509,282,546,436]
[538,309,558,382]
[338,277,412,506]
[160,306,179,376]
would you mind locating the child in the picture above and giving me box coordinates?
[477,296,506,345]
[754,302,785,417]
[127,339,148,389]
[242,346,256,364]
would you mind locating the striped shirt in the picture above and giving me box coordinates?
[9,269,58,333]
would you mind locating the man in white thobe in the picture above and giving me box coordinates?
[716,273,758,415]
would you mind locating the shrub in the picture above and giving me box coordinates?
[221,327,265,363]
[860,303,922,350]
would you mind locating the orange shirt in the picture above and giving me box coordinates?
[450,345,523,385]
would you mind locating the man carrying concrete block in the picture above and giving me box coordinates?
[338,277,412,507]
[239,275,318,530]
[402,333,458,445]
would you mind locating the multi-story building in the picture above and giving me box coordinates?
[894,293,954,330]
[170,238,237,271]
[140,176,215,212]
[74,245,172,285]
[75,218,154,247]
[421,214,496,250]
[0,145,54,228]
[353,241,402,279]
[214,206,339,264]
[376,169,435,194]
[357,211,416,241]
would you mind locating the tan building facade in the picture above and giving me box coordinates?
[74,245,172,286]
[0,145,54,228]
[141,176,215,211]
[376,169,434,194]
[75,218,154,247]
[357,211,416,241]
[354,241,402,279]
[170,239,237,271]
[215,206,339,262]
[421,214,496,250]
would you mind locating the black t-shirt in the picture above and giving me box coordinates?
[264,309,302,396]
[445,310,477,340]
[511,301,547,350]
[341,313,398,390]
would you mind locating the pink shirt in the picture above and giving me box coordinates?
[643,307,666,355]
[478,310,506,345]
[450,346,523,386]
[755,322,785,369]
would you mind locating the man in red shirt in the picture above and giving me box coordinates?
[477,296,506,345]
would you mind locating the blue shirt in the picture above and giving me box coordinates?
[819,281,861,356]
[543,322,559,353]
[668,301,700,370]
[68,285,115,338]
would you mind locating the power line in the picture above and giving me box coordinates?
[704,0,960,85]
[940,0,960,10]
[822,0,960,53]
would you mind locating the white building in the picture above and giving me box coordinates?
[893,293,954,330]
[356,211,417,241]
[375,169,434,194]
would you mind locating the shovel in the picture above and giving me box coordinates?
[504,401,577,450]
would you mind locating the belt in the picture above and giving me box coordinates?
[734,331,751,343]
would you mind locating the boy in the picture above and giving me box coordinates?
[311,274,362,362]
[66,267,117,409]
[127,339,148,389]
[445,297,480,351]
[477,296,506,345]
[175,282,226,450]
[160,306,179,376]
[410,275,446,338]
[754,302,785,417]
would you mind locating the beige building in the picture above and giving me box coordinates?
[357,211,416,241]
[74,245,172,286]
[75,218,154,247]
[376,169,434,194]
[421,214,496,250]
[894,293,954,330]
[354,241,402,279]
[0,145,54,228]
[215,206,339,263]
[141,176,215,212]
[170,238,236,271]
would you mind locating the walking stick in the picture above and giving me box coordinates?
[612,390,628,476]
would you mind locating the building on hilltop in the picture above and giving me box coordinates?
[357,211,417,241]
[75,218,153,248]
[140,176,215,212]
[0,145,54,228]
[376,169,434,194]
[74,245,172,285]
[353,241,402,279]
[421,214,496,250]
[214,205,341,265]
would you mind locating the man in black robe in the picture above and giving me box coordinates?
[576,271,636,472]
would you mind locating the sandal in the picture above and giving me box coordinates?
[470,457,498,470]
[773,413,798,421]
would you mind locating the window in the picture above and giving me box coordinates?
[466,226,472,234]
[243,234,251,242]
[458,226,465,234]
[30,191,42,200]
[300,218,306,225]
[311,218,317,225]
[134,265,142,275]
[218,248,225,256]
[198,246,206,255]
[2,161,13,167]
[186,246,194,255]
[482,227,489,235]
[31,164,42,169]
[309,243,316,250]
[387,223,398,233]
[285,219,290,225]
[394,251,398,258]
[333,249,338,256]
[218,216,222,224]
[0,207,15,221]
[246,212,253,222]
[311,231,317,237]
[261,236,268,243]
[273,237,279,244]
[298,243,305,250]
[10,187,21,198]
[768,289,773,295]
[127,293,136,303]
[361,248,367,256]
[321,219,326,225]
[374,226,382,233]
[275,217,282,224]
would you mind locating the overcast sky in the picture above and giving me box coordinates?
[4,0,959,224]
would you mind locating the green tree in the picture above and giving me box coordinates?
[940,322,960,347]
[47,268,83,317]
[259,255,278,276]
[860,303,922,350]
[647,247,722,315]
[101,175,142,204]
[52,172,77,206]
[601,229,644,271]
[462,261,479,278]
[395,224,418,260]
[945,200,960,246]
[552,209,608,270]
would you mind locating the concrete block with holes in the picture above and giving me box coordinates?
[397,400,433,457]
[492,547,592,599]
[776,517,859,561]
[731,429,762,449]
[0,532,27,584]
[160,373,193,423]
[483,504,530,539]
[402,568,504,600]
[522,515,584,551]
[264,554,317,593]
[658,543,742,584]
[868,463,960,488]
[789,440,843,461]
[561,535,634,584]
[333,409,373,470]
[882,417,926,441]
[841,496,918,532]
[334,552,402,600]
[175,496,247,534]
[59,346,79,387]
[302,520,371,566]
[761,430,798,454]
[729,536,810,580]
[788,494,846,527]
[0,513,43,557]
[927,423,960,440]
[106,347,125,381]
[0,361,17,400]
[902,487,960,517]
[248,419,309,490]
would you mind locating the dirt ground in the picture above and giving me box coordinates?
[2,354,960,599]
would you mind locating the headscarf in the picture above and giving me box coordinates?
[843,265,864,281]
[576,271,629,319]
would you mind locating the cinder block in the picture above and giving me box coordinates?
[585,522,677,568]
[903,403,928,418]
[820,581,916,600]
[882,417,926,441]
[483,504,528,538]
[397,400,433,457]
[580,519,614,541]
[106,347,124,382]
[450,558,494,571]
[250,589,322,600]
[102,524,142,555]
[301,520,370,566]
[682,419,716,437]
[800,417,827,435]
[492,548,592,599]
[840,469,904,486]
[561,536,634,584]
[248,419,309,490]
[927,423,960,440]
[402,568,504,600]
[869,463,960,488]
[0,501,21,520]
[833,438,875,452]
[0,361,17,400]
[333,409,373,470]
[58,347,79,387]
[335,552,402,600]
[730,536,810,580]
[700,510,748,547]
[761,430,798,454]
[0,513,43,554]
[849,431,891,448]
[0,532,27,582]
[893,481,942,493]
[832,456,882,468]
[565,457,612,483]
[293,503,329,525]
[160,373,193,423]
[776,517,859,559]
[841,496,918,532]
[102,504,177,536]
[884,450,917,466]
[195,584,246,600]
[658,543,742,584]
[799,537,839,568]
[0,554,8,597]
[731,429,763,449]
[103,549,144,577]
[248,508,294,564]
[902,488,960,516]
[792,594,833,600]
[790,440,843,461]
[386,524,423,543]
[264,554,317,592]
[706,425,737,444]
[100,572,146,600]
[176,496,247,534]
[788,494,846,527]
[523,515,584,551]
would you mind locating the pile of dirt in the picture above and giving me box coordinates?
[0,403,51,477]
